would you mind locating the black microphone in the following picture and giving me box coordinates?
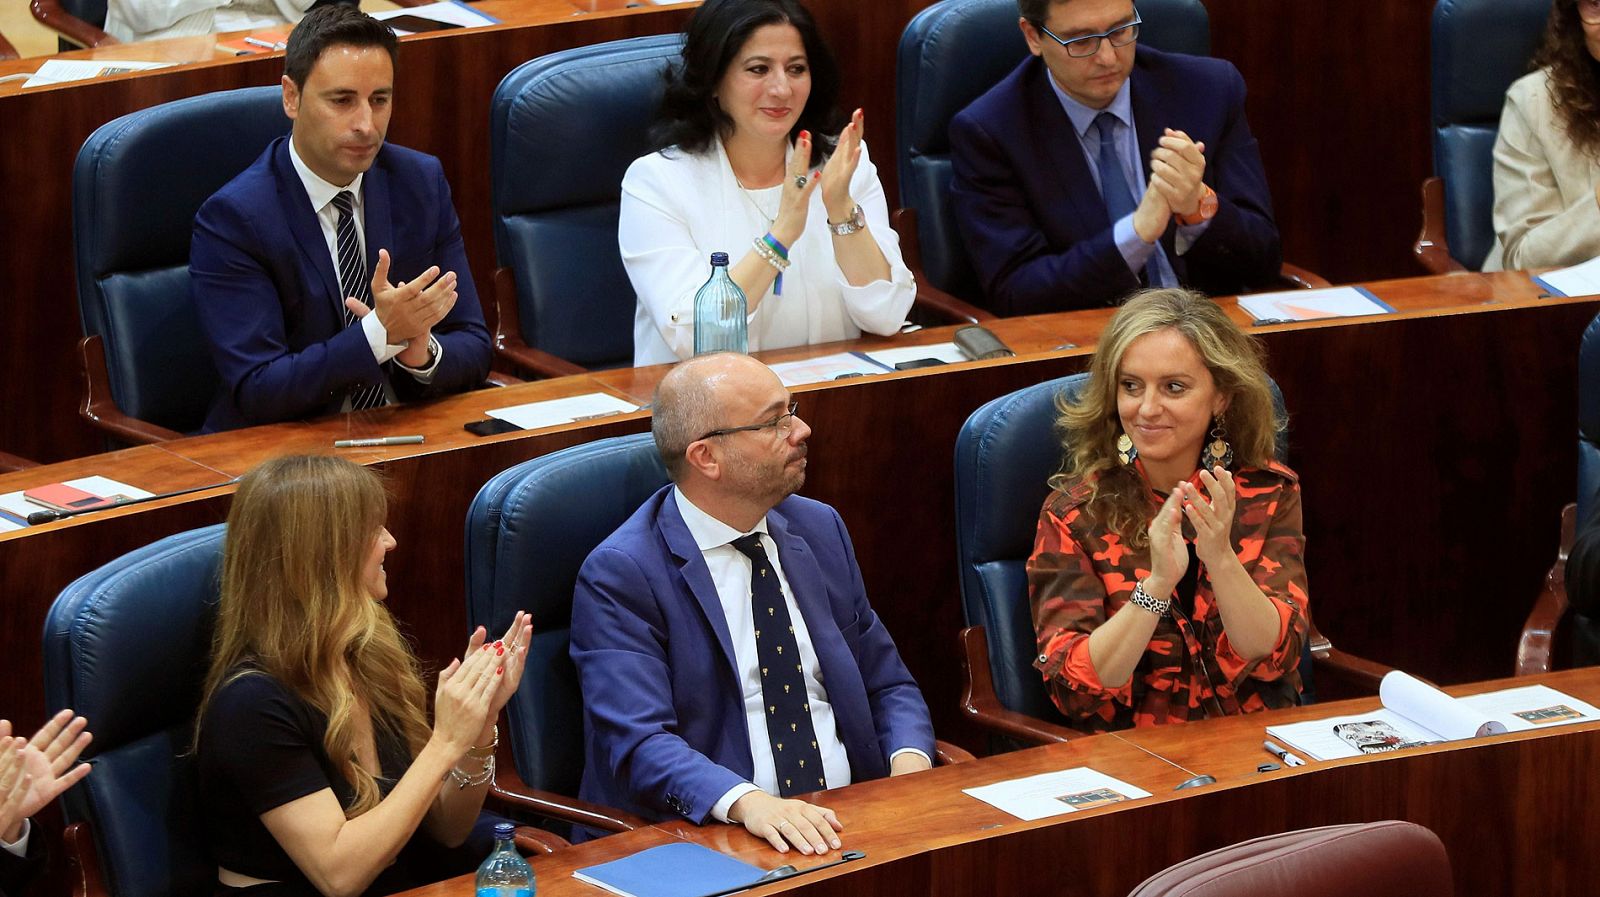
[24,477,240,525]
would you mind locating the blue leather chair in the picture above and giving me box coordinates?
[464,433,667,836]
[953,374,1390,747]
[1415,0,1550,273]
[489,35,684,377]
[1519,313,1600,672]
[72,86,287,444]
[43,525,227,897]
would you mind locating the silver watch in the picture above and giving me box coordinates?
[1128,581,1171,616]
[828,204,866,236]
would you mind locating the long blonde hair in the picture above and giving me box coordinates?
[196,455,431,816]
[1052,288,1280,547]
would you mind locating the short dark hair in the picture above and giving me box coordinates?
[284,4,400,90]
[1017,0,1054,27]
[649,0,844,167]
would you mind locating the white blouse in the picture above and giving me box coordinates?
[105,0,311,45]
[620,137,916,367]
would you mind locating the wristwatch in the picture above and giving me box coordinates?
[1128,581,1171,616]
[1175,184,1218,226]
[828,204,867,236]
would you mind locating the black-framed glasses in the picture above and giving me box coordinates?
[1035,10,1141,58]
[698,401,800,441]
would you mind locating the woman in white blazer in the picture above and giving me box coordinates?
[1487,0,1600,271]
[620,0,915,366]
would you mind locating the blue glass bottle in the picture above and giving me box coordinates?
[475,822,534,897]
[693,251,748,355]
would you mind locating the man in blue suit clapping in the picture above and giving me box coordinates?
[950,0,1282,315]
[190,4,489,432]
[572,353,935,855]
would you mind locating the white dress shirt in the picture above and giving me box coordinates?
[671,489,926,821]
[286,139,441,405]
[620,138,916,366]
[105,0,310,46]
[1,818,29,859]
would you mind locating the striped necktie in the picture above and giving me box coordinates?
[332,190,387,411]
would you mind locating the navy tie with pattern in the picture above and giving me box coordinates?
[332,190,387,411]
[730,533,826,797]
[1093,111,1162,288]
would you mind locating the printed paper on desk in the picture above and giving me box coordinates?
[373,0,499,30]
[0,475,153,530]
[486,393,639,431]
[962,767,1151,821]
[23,59,172,89]
[769,353,890,386]
[1532,255,1600,298]
[1458,684,1600,732]
[859,342,970,368]
[1236,286,1395,323]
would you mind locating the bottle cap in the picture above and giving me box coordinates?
[494,822,516,840]
[709,251,730,266]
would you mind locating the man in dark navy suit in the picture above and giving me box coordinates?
[950,0,1281,315]
[190,4,489,432]
[0,712,91,897]
[571,353,935,856]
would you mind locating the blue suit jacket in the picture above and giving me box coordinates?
[570,487,935,830]
[190,137,491,432]
[949,47,1281,316]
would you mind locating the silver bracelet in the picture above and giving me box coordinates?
[750,236,790,272]
[1128,581,1171,616]
[450,752,495,789]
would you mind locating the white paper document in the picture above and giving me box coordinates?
[962,767,1152,821]
[1266,671,1600,761]
[1236,286,1394,323]
[373,1,499,32]
[769,353,888,386]
[0,476,154,532]
[1532,255,1600,298]
[486,393,639,431]
[859,342,970,368]
[22,59,173,89]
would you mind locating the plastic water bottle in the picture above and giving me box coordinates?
[475,822,534,897]
[693,251,748,355]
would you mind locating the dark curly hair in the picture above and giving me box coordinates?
[649,0,844,167]
[1533,0,1600,159]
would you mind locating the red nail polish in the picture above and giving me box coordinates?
[482,644,491,651]
[496,668,503,675]
[496,647,504,656]
[800,130,809,140]
[494,640,503,648]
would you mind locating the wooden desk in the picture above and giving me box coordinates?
[393,667,1600,897]
[0,274,1592,750]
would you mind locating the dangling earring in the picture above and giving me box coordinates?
[1116,431,1138,466]
[1199,415,1233,470]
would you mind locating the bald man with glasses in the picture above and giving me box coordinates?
[949,0,1282,315]
[570,352,934,855]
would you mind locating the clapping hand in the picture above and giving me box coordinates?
[770,130,822,247]
[1145,486,1188,598]
[818,108,866,226]
[0,711,93,843]
[347,249,458,346]
[1149,128,1208,218]
[1181,467,1238,568]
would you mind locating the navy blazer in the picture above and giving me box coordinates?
[949,47,1281,315]
[0,824,44,897]
[190,137,491,432]
[570,487,935,831]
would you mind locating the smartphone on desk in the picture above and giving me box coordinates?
[23,483,120,514]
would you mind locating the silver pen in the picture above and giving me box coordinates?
[333,435,425,448]
[1262,739,1306,767]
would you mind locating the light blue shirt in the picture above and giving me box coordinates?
[1045,74,1211,286]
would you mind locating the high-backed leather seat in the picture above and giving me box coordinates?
[464,433,667,837]
[894,0,1210,301]
[488,35,683,375]
[43,525,227,897]
[72,86,287,443]
[1126,821,1453,897]
[1416,0,1550,272]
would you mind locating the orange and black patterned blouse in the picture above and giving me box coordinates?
[1027,461,1308,732]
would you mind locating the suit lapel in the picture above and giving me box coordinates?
[658,495,740,675]
[1023,59,1111,235]
[1129,56,1184,275]
[271,139,343,319]
[362,151,393,282]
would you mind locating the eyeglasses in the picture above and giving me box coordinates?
[698,401,800,441]
[1034,11,1142,59]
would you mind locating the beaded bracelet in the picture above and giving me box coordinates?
[751,235,789,295]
